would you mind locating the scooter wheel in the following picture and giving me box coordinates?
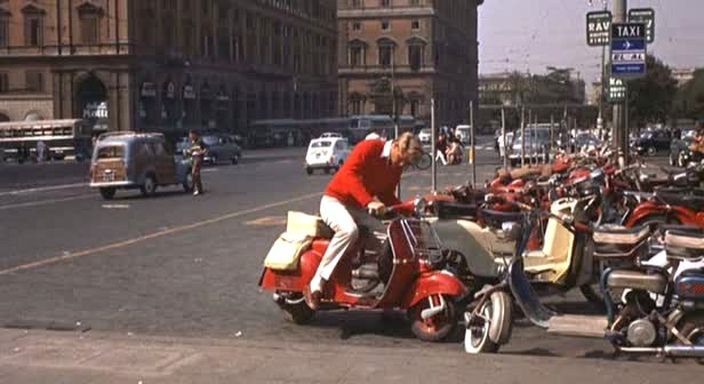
[409,294,458,342]
[275,293,315,325]
[464,291,513,354]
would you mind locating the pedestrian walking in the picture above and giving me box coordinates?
[188,130,206,196]
[36,140,47,162]
[435,133,448,165]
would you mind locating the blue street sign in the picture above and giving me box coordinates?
[610,23,647,79]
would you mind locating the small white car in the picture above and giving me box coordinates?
[418,128,431,144]
[455,125,471,145]
[305,137,351,175]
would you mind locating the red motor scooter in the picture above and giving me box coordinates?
[259,199,468,342]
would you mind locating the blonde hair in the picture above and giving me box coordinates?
[397,132,423,162]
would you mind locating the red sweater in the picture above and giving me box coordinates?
[325,139,402,208]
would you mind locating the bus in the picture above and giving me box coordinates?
[0,119,93,162]
[248,115,419,147]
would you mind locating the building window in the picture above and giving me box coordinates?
[410,98,420,117]
[78,5,102,45]
[25,71,43,92]
[409,0,420,6]
[0,72,9,93]
[24,14,43,47]
[381,0,390,8]
[379,45,393,67]
[351,0,362,8]
[381,20,390,32]
[0,14,9,49]
[408,44,423,71]
[349,45,364,67]
[349,96,363,115]
[411,19,420,30]
[352,21,361,31]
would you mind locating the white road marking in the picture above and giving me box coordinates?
[102,204,130,209]
[0,182,87,197]
[0,195,95,211]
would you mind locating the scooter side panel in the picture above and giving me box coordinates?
[429,218,509,278]
[402,272,468,308]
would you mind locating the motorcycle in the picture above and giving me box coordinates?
[466,202,704,360]
[258,198,468,342]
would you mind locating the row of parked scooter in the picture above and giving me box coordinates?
[259,147,704,361]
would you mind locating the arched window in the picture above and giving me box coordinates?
[406,37,427,72]
[377,38,396,68]
[348,39,367,68]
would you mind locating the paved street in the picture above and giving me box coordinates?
[0,139,699,382]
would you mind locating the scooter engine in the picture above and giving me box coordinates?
[626,318,657,347]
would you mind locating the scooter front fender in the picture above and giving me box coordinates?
[403,271,468,308]
[625,202,694,227]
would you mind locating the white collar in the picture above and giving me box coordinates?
[381,140,393,158]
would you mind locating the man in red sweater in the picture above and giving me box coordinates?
[307,132,423,309]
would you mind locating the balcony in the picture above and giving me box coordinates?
[339,64,436,76]
[0,42,133,57]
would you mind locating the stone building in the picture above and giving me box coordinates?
[337,0,483,127]
[0,0,338,137]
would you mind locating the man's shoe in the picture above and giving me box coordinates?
[304,288,322,311]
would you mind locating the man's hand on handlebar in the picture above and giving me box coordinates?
[367,201,386,217]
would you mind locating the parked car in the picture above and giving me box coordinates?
[201,134,242,165]
[304,137,351,175]
[670,128,698,167]
[572,132,602,153]
[454,125,471,145]
[509,128,551,166]
[418,128,431,145]
[89,132,192,200]
[633,129,672,156]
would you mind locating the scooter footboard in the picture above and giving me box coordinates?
[508,259,556,328]
[402,272,468,308]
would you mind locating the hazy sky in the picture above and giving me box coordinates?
[478,0,703,92]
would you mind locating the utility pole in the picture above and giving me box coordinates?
[613,0,628,165]
[431,98,437,192]
[501,107,507,169]
[469,100,476,187]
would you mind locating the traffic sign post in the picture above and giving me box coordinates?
[586,11,612,46]
[610,23,647,79]
[628,8,655,43]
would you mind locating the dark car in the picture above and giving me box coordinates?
[201,134,243,165]
[633,129,672,156]
[670,129,699,167]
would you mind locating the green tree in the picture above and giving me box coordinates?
[675,68,704,121]
[626,55,678,127]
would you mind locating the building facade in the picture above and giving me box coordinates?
[337,0,483,127]
[0,0,338,138]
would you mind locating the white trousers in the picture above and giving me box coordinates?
[310,196,386,292]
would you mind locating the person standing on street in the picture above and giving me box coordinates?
[188,130,206,196]
[36,140,47,162]
[306,132,423,310]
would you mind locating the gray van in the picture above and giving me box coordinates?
[89,132,192,199]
